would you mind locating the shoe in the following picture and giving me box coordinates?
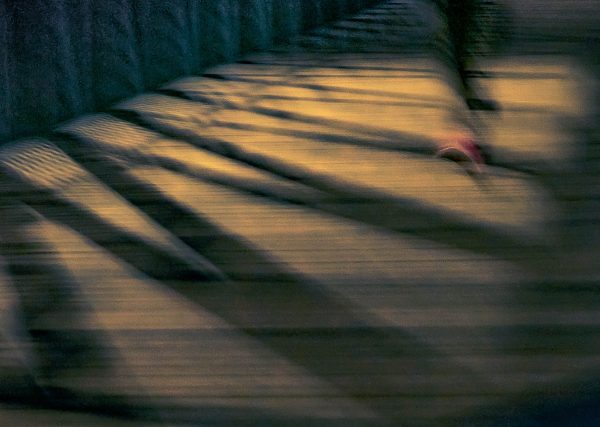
[466,98,500,111]
[435,133,485,174]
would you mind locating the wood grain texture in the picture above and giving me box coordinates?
[0,1,599,426]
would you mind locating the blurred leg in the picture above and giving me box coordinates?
[0,199,109,393]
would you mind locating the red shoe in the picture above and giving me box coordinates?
[435,133,485,174]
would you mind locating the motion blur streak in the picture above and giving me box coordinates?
[0,0,599,426]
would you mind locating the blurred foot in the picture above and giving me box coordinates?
[435,132,485,174]
[466,97,500,111]
[0,372,139,419]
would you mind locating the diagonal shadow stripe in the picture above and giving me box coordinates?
[237,57,438,73]
[171,75,442,147]
[105,108,556,275]
[0,202,153,420]
[121,92,434,155]
[159,88,553,177]
[51,130,326,209]
[188,70,445,104]
[159,85,444,110]
[0,166,224,285]
[47,135,496,423]
[157,84,553,175]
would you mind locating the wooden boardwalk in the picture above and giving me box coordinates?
[1,1,599,425]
